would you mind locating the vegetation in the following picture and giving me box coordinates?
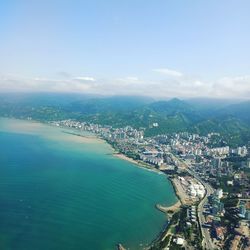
[221,197,238,208]
[1,93,250,146]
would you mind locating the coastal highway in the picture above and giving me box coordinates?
[186,167,216,250]
[197,180,215,250]
[170,154,216,249]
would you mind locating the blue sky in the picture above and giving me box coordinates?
[0,0,250,98]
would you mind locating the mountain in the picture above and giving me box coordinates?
[149,98,194,115]
[0,93,155,122]
[217,101,250,124]
[0,93,250,146]
[0,92,95,107]
[185,98,243,110]
[66,95,154,114]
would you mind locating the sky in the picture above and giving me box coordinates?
[0,0,250,99]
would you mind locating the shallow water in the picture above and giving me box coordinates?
[0,118,177,250]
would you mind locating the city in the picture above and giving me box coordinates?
[1,1,250,249]
[51,119,250,250]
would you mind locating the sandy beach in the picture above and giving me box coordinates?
[113,153,139,164]
[113,153,164,175]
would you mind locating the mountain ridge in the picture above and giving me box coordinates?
[0,93,250,146]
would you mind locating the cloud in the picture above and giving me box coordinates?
[33,77,63,82]
[211,75,250,98]
[0,74,94,93]
[153,68,183,77]
[117,76,140,84]
[0,72,249,99]
[73,76,96,82]
[123,76,139,82]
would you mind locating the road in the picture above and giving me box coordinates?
[171,154,216,249]
[197,179,215,250]
[186,167,216,250]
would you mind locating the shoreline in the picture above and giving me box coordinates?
[113,153,138,165]
[58,126,183,249]
[110,151,183,249]
[155,200,181,214]
[112,152,163,174]
[2,118,182,249]
[59,128,183,248]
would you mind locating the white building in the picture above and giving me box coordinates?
[216,188,223,199]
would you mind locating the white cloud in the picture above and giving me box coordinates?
[211,75,250,98]
[73,76,96,82]
[125,76,139,82]
[0,74,94,93]
[153,68,183,77]
[117,76,140,84]
[33,77,63,82]
[0,72,249,99]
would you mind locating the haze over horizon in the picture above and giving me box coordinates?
[1,0,250,99]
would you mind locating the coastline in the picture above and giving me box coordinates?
[114,155,186,249]
[1,118,180,250]
[112,152,163,174]
[113,153,138,165]
[85,132,183,249]
[110,150,183,249]
[66,129,183,249]
[111,152,181,210]
[2,118,182,249]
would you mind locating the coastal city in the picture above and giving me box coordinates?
[51,119,250,250]
[1,1,250,250]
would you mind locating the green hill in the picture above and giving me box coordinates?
[0,93,250,145]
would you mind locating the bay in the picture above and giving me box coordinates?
[0,118,177,250]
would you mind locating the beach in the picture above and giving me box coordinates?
[113,153,139,165]
[113,152,164,175]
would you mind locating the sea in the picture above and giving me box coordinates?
[0,118,177,250]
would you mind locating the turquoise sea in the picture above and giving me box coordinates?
[0,118,177,250]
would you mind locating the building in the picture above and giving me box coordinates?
[216,188,223,199]
[239,204,246,218]
[212,158,222,168]
[176,237,184,246]
[246,158,250,168]
[245,210,250,220]
[215,227,224,240]
[236,146,248,156]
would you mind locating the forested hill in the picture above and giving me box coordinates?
[0,93,250,145]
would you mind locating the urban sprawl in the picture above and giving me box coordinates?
[51,119,250,250]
